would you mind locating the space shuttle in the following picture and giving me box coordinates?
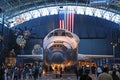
[18,28,113,66]
[43,28,79,66]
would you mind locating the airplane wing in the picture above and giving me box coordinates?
[17,54,43,61]
[78,54,114,60]
[17,54,113,61]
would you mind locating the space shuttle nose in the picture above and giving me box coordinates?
[51,52,64,64]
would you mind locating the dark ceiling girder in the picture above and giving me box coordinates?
[18,0,33,18]
[30,0,42,17]
[43,0,47,5]
[3,0,13,9]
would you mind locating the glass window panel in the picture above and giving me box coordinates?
[40,8,49,16]
[76,7,85,14]
[49,7,58,15]
[112,15,120,23]
[96,11,101,17]
[30,10,40,18]
[86,7,93,16]
[94,9,102,17]
[103,12,110,20]
[23,12,32,21]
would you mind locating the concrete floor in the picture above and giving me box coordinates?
[23,73,98,80]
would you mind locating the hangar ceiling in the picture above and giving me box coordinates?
[0,0,120,27]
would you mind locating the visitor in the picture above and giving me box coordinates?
[97,66,102,77]
[98,67,113,80]
[112,69,119,80]
[80,69,92,80]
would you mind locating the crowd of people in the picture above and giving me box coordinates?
[0,63,43,80]
[74,64,120,80]
[0,63,120,80]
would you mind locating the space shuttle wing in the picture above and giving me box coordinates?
[78,54,113,60]
[17,54,43,61]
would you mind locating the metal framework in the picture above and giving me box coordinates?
[6,5,120,27]
[0,0,120,27]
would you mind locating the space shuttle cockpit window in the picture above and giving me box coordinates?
[48,29,73,37]
[54,31,58,36]
[48,32,53,38]
[62,32,65,36]
[54,30,66,36]
[65,32,73,38]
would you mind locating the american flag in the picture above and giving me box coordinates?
[58,9,75,32]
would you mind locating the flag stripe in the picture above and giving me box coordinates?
[59,20,61,29]
[58,10,75,32]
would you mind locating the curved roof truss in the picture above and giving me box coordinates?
[7,5,120,27]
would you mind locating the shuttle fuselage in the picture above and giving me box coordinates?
[43,29,80,66]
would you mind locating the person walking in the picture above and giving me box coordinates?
[80,69,92,80]
[112,70,119,80]
[97,66,102,77]
[39,65,42,78]
[0,65,4,80]
[33,66,39,80]
[78,66,83,80]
